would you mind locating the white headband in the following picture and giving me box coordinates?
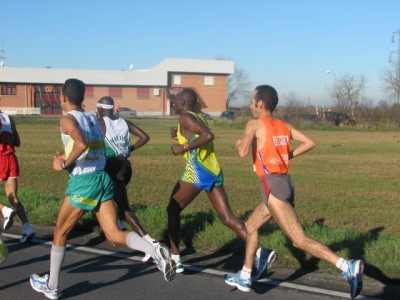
[97,103,114,109]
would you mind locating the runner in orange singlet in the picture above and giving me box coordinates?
[224,85,364,299]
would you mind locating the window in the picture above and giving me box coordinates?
[85,86,94,97]
[204,76,214,86]
[109,87,122,97]
[173,75,181,85]
[137,88,150,98]
[1,84,17,95]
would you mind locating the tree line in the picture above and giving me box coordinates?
[225,58,400,127]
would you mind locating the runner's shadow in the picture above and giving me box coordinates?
[60,255,162,298]
[278,223,399,286]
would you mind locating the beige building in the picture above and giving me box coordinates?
[0,58,234,116]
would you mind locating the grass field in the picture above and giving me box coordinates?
[3,118,400,281]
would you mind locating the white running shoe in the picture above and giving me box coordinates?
[174,259,184,273]
[30,274,59,299]
[2,206,16,230]
[343,259,364,299]
[20,223,36,243]
[254,247,277,279]
[0,237,9,264]
[154,243,176,282]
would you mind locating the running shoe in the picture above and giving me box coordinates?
[142,240,159,262]
[254,247,277,279]
[154,243,175,282]
[343,259,364,299]
[224,271,252,292]
[0,237,9,264]
[30,274,59,299]
[20,223,36,243]
[2,206,16,230]
[175,259,184,273]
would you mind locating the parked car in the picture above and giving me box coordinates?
[199,111,213,120]
[220,110,236,120]
[325,111,356,126]
[300,114,322,125]
[117,107,137,117]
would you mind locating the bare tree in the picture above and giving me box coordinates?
[226,65,251,107]
[216,56,251,107]
[283,91,306,120]
[328,73,368,115]
[380,59,400,103]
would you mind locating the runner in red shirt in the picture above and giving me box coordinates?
[0,108,35,243]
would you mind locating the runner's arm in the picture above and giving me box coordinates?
[235,119,258,157]
[171,113,213,155]
[126,120,150,151]
[286,123,316,159]
[9,117,21,147]
[53,116,88,171]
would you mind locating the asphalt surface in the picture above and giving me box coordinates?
[1,223,399,300]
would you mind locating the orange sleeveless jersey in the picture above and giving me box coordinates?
[252,118,291,176]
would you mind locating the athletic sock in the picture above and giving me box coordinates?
[256,247,262,258]
[336,257,349,272]
[126,232,155,259]
[241,266,252,279]
[48,245,66,290]
[143,234,155,243]
[171,254,180,262]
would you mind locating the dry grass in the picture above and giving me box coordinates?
[11,121,400,238]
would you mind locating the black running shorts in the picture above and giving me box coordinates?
[104,157,132,185]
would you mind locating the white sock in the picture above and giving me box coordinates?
[143,234,155,243]
[2,206,10,216]
[171,254,180,262]
[48,245,66,290]
[336,258,348,272]
[256,247,262,257]
[126,232,155,259]
[241,266,252,279]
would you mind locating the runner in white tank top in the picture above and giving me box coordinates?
[30,80,175,300]
[102,116,131,158]
[97,96,158,262]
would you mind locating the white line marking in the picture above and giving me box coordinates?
[2,233,380,299]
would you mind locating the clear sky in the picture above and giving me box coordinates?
[1,0,399,107]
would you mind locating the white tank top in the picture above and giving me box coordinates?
[0,112,15,155]
[61,110,106,176]
[103,117,130,158]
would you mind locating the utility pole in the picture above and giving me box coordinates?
[323,70,330,118]
[390,30,400,102]
[0,41,6,66]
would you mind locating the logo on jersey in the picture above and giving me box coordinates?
[273,136,289,146]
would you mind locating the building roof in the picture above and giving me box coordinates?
[0,58,234,86]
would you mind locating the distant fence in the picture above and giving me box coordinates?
[0,107,41,115]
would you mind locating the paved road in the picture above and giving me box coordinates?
[0,232,389,300]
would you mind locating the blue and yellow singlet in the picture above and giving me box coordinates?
[177,111,223,191]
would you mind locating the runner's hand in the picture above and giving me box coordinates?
[171,144,184,155]
[170,127,178,139]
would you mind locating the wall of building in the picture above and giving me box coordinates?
[171,73,227,113]
[1,74,228,116]
[83,86,163,114]
[0,85,28,108]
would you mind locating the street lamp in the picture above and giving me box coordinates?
[323,71,330,118]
